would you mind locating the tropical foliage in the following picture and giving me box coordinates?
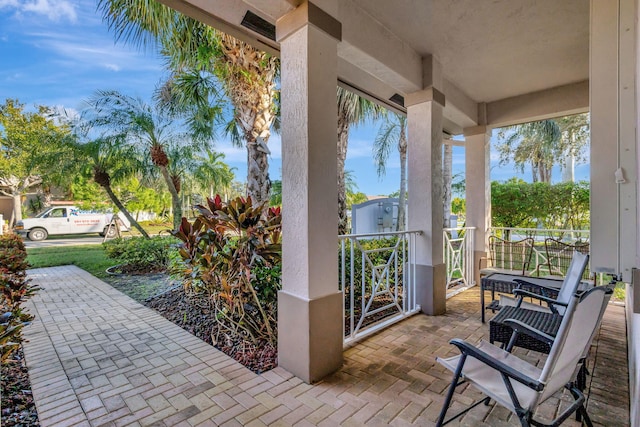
[337,88,385,233]
[83,90,214,230]
[0,234,38,362]
[69,136,150,238]
[103,236,176,273]
[491,179,590,229]
[0,99,73,226]
[98,0,279,206]
[373,113,407,231]
[172,195,282,345]
[496,113,589,183]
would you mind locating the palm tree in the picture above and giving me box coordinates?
[84,90,212,230]
[193,150,236,200]
[97,0,279,206]
[496,120,562,183]
[73,137,150,238]
[373,113,407,231]
[556,113,589,182]
[337,87,385,234]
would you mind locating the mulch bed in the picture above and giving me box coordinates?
[1,349,39,427]
[144,287,277,374]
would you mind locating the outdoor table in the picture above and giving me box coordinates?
[480,273,564,323]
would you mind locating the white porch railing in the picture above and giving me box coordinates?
[490,227,590,275]
[339,230,422,345]
[443,227,476,293]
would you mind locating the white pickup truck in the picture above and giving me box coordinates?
[14,206,130,241]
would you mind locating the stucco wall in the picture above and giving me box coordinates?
[627,282,640,427]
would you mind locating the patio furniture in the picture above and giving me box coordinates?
[544,238,591,281]
[499,251,590,315]
[479,273,564,323]
[435,286,611,427]
[479,236,535,277]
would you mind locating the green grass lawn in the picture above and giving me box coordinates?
[26,245,116,278]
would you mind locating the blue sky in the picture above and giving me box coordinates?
[0,0,589,197]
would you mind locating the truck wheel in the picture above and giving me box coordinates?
[104,227,117,238]
[28,228,48,241]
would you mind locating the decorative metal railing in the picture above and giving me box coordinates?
[339,230,422,345]
[443,227,476,292]
[489,227,590,276]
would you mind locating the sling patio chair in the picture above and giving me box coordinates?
[497,251,590,315]
[435,285,611,427]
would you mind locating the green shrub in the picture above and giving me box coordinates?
[173,195,282,345]
[103,236,176,272]
[0,234,38,362]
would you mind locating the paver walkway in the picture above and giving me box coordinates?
[22,266,628,426]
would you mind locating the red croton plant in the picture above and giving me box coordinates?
[172,195,282,346]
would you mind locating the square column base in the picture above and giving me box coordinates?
[415,263,446,315]
[278,291,343,383]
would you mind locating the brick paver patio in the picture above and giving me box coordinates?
[22,266,628,426]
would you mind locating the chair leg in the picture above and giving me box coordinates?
[436,355,467,427]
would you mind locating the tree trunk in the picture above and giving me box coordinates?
[10,193,21,227]
[337,112,349,235]
[397,127,407,231]
[443,143,453,228]
[102,185,150,238]
[159,166,182,231]
[220,36,277,208]
[246,140,270,206]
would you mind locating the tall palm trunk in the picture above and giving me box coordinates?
[337,112,350,235]
[246,139,270,205]
[397,127,407,231]
[158,165,182,230]
[443,143,453,228]
[219,35,277,206]
[102,184,150,238]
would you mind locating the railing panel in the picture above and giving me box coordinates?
[443,227,476,295]
[339,230,421,345]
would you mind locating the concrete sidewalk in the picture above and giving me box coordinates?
[22,266,628,426]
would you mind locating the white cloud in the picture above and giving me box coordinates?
[345,137,374,160]
[1,0,77,22]
[104,63,121,72]
[24,31,162,74]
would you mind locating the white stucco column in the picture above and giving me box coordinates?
[590,0,637,281]
[406,79,446,315]
[276,2,343,383]
[464,126,491,286]
[591,1,639,424]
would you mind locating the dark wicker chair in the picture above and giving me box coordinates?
[480,236,534,277]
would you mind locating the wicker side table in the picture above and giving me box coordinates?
[489,306,562,352]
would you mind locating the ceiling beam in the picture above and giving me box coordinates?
[486,80,589,128]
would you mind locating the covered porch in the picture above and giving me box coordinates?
[24,266,628,426]
[155,0,639,423]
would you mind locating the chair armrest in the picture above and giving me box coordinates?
[503,319,556,346]
[449,338,543,391]
[512,289,568,307]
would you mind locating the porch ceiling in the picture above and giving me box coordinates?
[160,0,590,131]
[352,0,589,104]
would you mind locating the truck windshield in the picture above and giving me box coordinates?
[34,209,52,218]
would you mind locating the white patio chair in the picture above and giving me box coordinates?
[498,251,589,315]
[435,285,611,427]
